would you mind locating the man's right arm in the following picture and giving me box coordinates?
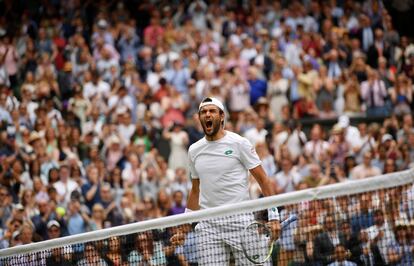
[186,178,200,212]
[170,178,200,246]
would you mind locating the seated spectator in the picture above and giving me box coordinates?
[87,203,106,231]
[388,222,413,265]
[243,117,268,147]
[293,97,320,119]
[364,209,396,264]
[327,244,357,266]
[350,151,382,179]
[273,158,302,194]
[329,124,351,167]
[255,141,277,177]
[338,220,362,264]
[168,190,185,216]
[300,164,330,189]
[390,73,413,116]
[350,193,375,235]
[0,186,13,229]
[106,236,127,266]
[304,124,330,164]
[77,242,108,266]
[31,197,57,240]
[314,214,343,265]
[128,231,166,265]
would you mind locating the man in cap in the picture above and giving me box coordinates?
[46,220,62,240]
[171,97,280,265]
[45,220,73,265]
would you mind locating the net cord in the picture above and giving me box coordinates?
[0,169,412,258]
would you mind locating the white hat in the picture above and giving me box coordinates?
[47,220,61,229]
[97,19,108,28]
[14,203,24,211]
[381,133,393,143]
[338,115,350,128]
[198,97,225,112]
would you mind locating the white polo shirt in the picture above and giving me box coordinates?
[188,131,261,209]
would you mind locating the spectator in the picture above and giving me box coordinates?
[244,117,268,146]
[66,198,87,236]
[0,186,13,229]
[313,214,343,265]
[389,73,413,116]
[304,124,330,164]
[169,167,191,201]
[165,58,191,97]
[255,141,277,177]
[87,203,106,231]
[106,236,127,266]
[329,124,351,167]
[162,122,189,171]
[328,244,357,266]
[300,163,330,189]
[53,165,79,205]
[274,120,307,162]
[360,68,389,117]
[117,26,140,64]
[388,223,414,265]
[45,220,72,265]
[128,231,166,265]
[226,67,250,121]
[77,242,108,266]
[273,158,302,194]
[364,209,396,264]
[31,197,57,240]
[267,70,289,121]
[99,183,123,226]
[350,193,375,235]
[168,190,186,216]
[350,151,382,179]
[247,66,267,106]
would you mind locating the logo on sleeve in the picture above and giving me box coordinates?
[224,149,233,155]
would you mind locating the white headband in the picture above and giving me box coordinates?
[198,97,225,112]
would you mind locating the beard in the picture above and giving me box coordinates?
[201,118,222,137]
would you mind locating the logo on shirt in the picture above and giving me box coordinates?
[224,149,233,155]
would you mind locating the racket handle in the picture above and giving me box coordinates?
[280,215,298,230]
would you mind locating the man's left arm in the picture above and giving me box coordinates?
[250,165,281,240]
[250,165,274,197]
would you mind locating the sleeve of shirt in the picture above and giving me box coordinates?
[188,149,199,179]
[239,137,262,170]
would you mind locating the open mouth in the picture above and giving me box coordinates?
[205,121,213,129]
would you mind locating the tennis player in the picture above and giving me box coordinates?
[171,97,280,265]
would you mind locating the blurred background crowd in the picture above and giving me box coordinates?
[0,0,414,250]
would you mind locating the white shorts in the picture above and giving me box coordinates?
[194,214,272,266]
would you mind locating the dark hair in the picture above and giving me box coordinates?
[373,209,384,216]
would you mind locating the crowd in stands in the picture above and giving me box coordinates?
[0,0,413,258]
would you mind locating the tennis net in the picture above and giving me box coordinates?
[0,169,413,265]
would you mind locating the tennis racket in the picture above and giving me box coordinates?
[241,214,297,265]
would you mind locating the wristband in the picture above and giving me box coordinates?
[267,207,280,221]
[184,208,193,213]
